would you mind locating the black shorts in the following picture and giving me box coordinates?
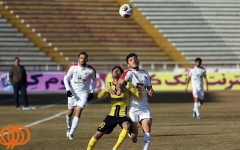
[97,115,131,134]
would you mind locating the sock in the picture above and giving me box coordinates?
[142,133,151,150]
[87,137,98,150]
[194,102,200,116]
[69,116,80,135]
[66,114,72,129]
[113,129,129,149]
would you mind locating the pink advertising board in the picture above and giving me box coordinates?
[0,72,107,92]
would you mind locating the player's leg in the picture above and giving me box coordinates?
[140,118,152,150]
[88,115,115,149]
[66,108,74,137]
[113,118,131,150]
[139,108,152,150]
[128,111,139,143]
[192,88,200,118]
[129,122,138,143]
[66,97,76,132]
[87,131,105,150]
[196,90,204,118]
[68,93,88,139]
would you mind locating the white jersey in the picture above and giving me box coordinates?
[64,63,96,93]
[120,69,152,108]
[189,66,206,89]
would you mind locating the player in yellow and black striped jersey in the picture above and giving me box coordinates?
[87,66,142,150]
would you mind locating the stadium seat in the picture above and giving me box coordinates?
[132,0,240,63]
[1,0,171,68]
[0,14,55,71]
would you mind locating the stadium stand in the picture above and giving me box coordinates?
[131,0,240,63]
[0,12,61,71]
[1,0,180,71]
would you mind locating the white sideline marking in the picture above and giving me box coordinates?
[40,100,66,109]
[2,98,106,136]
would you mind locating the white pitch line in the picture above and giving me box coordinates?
[40,100,66,110]
[2,97,106,136]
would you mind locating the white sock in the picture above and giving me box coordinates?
[66,114,72,129]
[69,116,80,135]
[142,133,151,150]
[194,102,200,116]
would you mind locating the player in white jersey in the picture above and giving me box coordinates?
[185,58,208,119]
[63,52,97,140]
[116,53,154,150]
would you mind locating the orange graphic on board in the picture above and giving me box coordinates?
[0,126,30,149]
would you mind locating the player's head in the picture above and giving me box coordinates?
[14,57,20,66]
[78,52,88,66]
[195,57,202,67]
[126,53,139,69]
[112,66,124,79]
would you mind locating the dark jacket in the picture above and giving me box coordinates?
[9,65,27,84]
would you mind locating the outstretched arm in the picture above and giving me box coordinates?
[97,83,110,99]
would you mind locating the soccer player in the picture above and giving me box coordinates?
[116,53,154,150]
[185,57,209,119]
[87,66,142,150]
[63,52,97,140]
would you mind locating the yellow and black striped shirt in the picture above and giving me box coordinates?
[98,82,142,117]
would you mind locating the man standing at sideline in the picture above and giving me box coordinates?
[9,57,32,110]
[185,57,209,119]
[64,52,97,140]
[116,53,154,150]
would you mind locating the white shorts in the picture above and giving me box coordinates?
[129,106,152,122]
[192,88,204,100]
[68,93,88,109]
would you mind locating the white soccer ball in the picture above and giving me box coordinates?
[119,4,133,18]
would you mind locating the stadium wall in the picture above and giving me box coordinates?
[0,72,239,92]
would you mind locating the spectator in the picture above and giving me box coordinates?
[9,57,31,110]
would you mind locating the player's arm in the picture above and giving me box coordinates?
[128,83,142,100]
[203,70,209,91]
[63,66,73,97]
[97,82,117,98]
[146,72,154,97]
[97,84,109,99]
[185,69,192,92]
[116,71,131,96]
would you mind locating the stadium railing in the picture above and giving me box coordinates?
[0,61,239,72]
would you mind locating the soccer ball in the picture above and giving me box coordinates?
[119,4,133,18]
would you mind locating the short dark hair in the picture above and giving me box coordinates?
[14,57,19,61]
[195,57,202,62]
[78,52,88,58]
[126,53,137,64]
[112,66,124,75]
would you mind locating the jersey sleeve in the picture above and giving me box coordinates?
[127,82,142,100]
[203,69,207,76]
[89,66,96,79]
[120,70,131,82]
[65,66,74,78]
[97,82,110,99]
